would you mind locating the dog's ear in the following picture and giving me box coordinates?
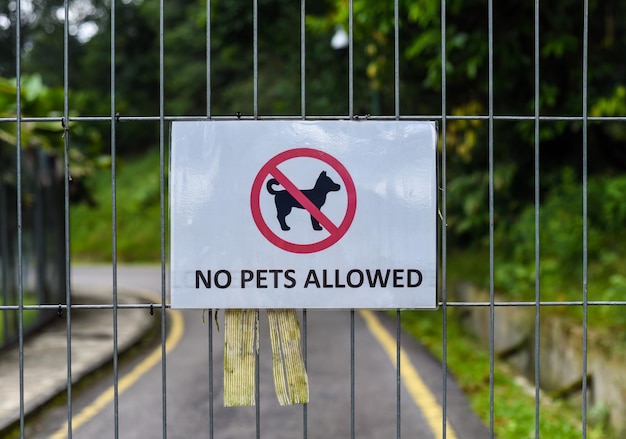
[320,171,327,177]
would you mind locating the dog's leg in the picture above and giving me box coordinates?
[277,207,291,231]
[310,215,323,231]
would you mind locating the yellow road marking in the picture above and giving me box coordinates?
[359,310,458,439]
[50,306,451,437]
[50,307,184,438]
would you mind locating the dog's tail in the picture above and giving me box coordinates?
[266,178,281,195]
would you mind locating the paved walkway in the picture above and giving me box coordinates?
[0,285,153,432]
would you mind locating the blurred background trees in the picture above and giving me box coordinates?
[1,0,626,283]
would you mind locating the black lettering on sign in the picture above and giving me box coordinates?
[347,269,364,288]
[197,268,422,290]
[284,269,297,288]
[366,269,390,287]
[322,270,333,288]
[214,270,232,288]
[269,269,282,288]
[334,270,346,288]
[241,270,254,288]
[304,269,320,288]
[196,270,211,288]
[408,269,423,287]
[393,269,404,287]
[196,270,232,288]
[256,270,268,288]
[241,269,299,288]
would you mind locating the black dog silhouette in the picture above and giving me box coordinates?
[266,171,341,231]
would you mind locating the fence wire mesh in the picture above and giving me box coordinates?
[1,0,626,438]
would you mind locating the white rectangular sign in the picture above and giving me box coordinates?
[170,120,438,308]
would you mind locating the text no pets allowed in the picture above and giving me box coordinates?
[195,268,423,289]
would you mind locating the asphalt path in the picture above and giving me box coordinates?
[30,265,488,438]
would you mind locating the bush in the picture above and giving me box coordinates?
[493,169,626,304]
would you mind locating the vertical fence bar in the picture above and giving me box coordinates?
[0,164,7,350]
[393,0,399,119]
[110,0,120,434]
[252,2,261,438]
[206,4,214,437]
[255,321,261,439]
[159,0,168,437]
[253,0,259,120]
[440,0,449,437]
[348,0,354,117]
[395,310,401,439]
[206,0,211,119]
[302,309,308,439]
[533,0,541,437]
[350,309,355,439]
[487,0,496,436]
[300,2,308,436]
[348,2,355,438]
[207,309,214,439]
[301,0,306,120]
[580,0,590,436]
[63,0,73,436]
[393,3,401,438]
[15,1,25,436]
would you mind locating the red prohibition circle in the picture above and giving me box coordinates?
[250,148,357,254]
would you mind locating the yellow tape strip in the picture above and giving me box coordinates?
[223,309,258,407]
[268,309,309,405]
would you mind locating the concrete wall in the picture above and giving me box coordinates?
[456,284,626,434]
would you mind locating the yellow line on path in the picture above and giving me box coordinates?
[359,310,458,439]
[50,308,184,439]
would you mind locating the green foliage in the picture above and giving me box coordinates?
[0,74,102,151]
[0,75,65,153]
[3,0,626,281]
[71,150,164,262]
[446,163,517,245]
[0,75,107,205]
[400,309,610,439]
[491,170,626,317]
[5,0,626,184]
[590,86,626,142]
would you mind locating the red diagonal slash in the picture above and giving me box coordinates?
[269,166,339,235]
[251,148,356,254]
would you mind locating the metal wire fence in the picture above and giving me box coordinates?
[0,147,65,351]
[2,0,626,438]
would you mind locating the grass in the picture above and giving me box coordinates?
[446,245,626,330]
[425,249,622,438]
[399,309,612,439]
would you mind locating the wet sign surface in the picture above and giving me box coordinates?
[169,120,438,308]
